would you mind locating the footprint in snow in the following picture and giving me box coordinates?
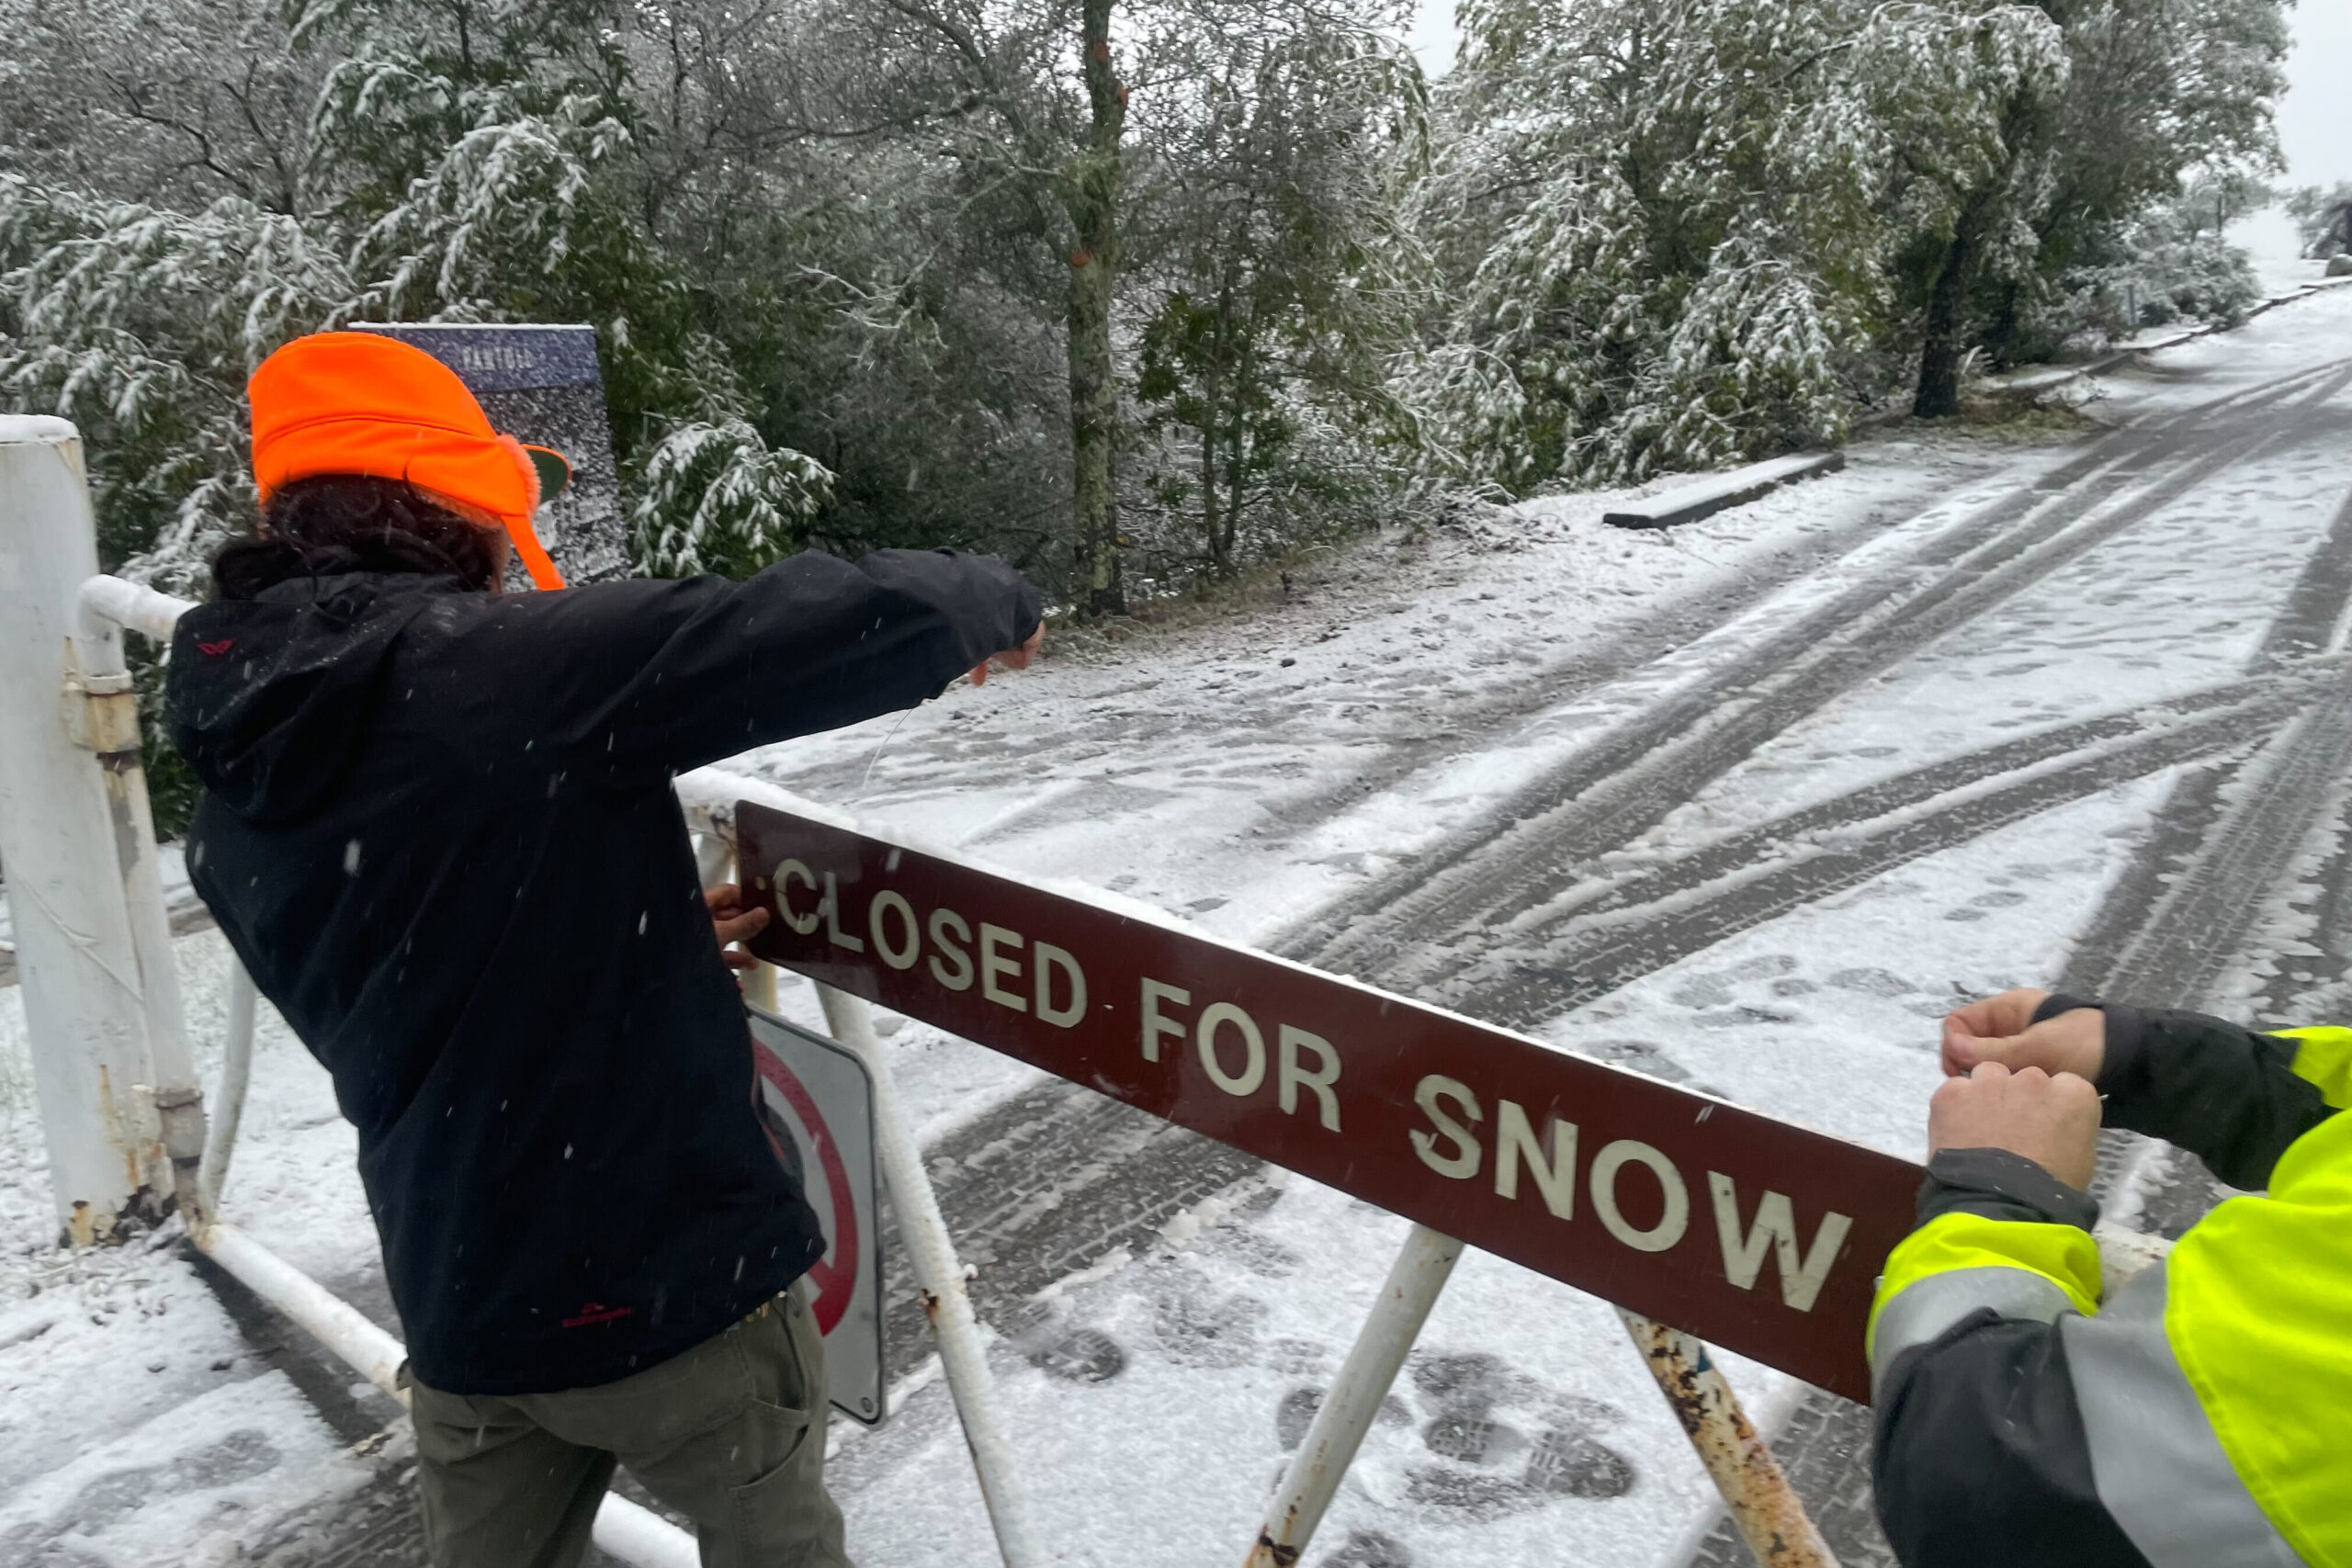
[0,1532,107,1568]
[1668,975,1735,1009]
[1025,1327,1126,1384]
[1420,1413,1531,1466]
[1274,1385,1411,1450]
[1262,1337,1330,1376]
[1396,1349,1637,1514]
[1695,1005,1798,1028]
[1204,1228,1305,1280]
[1320,1529,1413,1568]
[1402,1466,1540,1519]
[1582,1039,1694,1084]
[18,1428,278,1549]
[1408,1350,1544,1417]
[1826,967,1915,997]
[1148,1266,1268,1369]
[1523,1427,1638,1498]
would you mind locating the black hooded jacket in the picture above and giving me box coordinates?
[168,550,1041,1394]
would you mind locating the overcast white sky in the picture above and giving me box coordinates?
[1406,1,2352,189]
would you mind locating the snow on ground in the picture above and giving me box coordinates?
[829,1177,1736,1568]
[1,285,2348,1564]
[741,432,2084,952]
[2078,271,2352,422]
[2231,204,2332,299]
[1672,406,2352,834]
[0,932,387,1565]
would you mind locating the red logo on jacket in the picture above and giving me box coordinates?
[560,1302,635,1328]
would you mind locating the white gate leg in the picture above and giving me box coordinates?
[1245,1224,1464,1568]
[0,417,174,1240]
[816,984,1046,1568]
[199,957,258,1217]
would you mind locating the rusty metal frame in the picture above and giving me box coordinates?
[1241,1221,1839,1568]
[1622,1312,1838,1566]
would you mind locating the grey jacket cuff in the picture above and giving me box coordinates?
[1918,1146,2098,1232]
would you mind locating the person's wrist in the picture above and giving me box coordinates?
[2022,992,2112,1083]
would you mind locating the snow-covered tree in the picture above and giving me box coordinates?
[1905,0,2290,412]
[1404,0,2063,490]
[0,0,832,589]
[2286,184,2352,260]
[1132,2,1428,577]
[0,176,359,587]
[632,418,834,578]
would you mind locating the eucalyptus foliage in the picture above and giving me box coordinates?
[1,0,829,588]
[1406,0,2065,491]
[0,0,2303,605]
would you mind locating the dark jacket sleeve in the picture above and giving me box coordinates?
[435,548,1042,784]
[2032,992,2335,1190]
[1871,1150,2151,1568]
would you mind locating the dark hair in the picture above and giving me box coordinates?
[209,476,507,600]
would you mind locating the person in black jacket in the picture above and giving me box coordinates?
[168,333,1045,1568]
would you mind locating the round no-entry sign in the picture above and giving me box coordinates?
[749,1006,888,1426]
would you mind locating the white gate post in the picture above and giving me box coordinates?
[815,983,1046,1568]
[1245,1224,1464,1568]
[0,417,171,1241]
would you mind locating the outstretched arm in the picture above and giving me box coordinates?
[433,547,1045,786]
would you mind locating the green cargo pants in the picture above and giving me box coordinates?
[408,1287,852,1568]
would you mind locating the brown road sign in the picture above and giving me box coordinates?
[738,801,1920,1402]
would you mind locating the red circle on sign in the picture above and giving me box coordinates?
[754,1050,860,1336]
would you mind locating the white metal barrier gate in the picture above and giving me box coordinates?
[1,414,2170,1568]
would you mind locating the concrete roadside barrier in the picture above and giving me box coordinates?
[1601,451,1846,530]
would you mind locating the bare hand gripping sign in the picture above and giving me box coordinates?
[737,801,1919,1401]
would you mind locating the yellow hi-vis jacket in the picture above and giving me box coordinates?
[1867,1001,2350,1568]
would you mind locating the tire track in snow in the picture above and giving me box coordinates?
[2066,476,2352,1237]
[1443,670,2330,1030]
[870,1068,1264,1380]
[1295,362,2352,994]
[868,365,2352,1413]
[1687,439,2352,1568]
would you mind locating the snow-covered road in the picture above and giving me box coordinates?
[3,280,2349,1567]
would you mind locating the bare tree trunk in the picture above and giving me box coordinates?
[1223,417,1246,576]
[1199,409,1227,578]
[1915,198,1986,419]
[1066,0,1126,616]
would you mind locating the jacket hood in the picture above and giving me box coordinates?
[167,573,451,823]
